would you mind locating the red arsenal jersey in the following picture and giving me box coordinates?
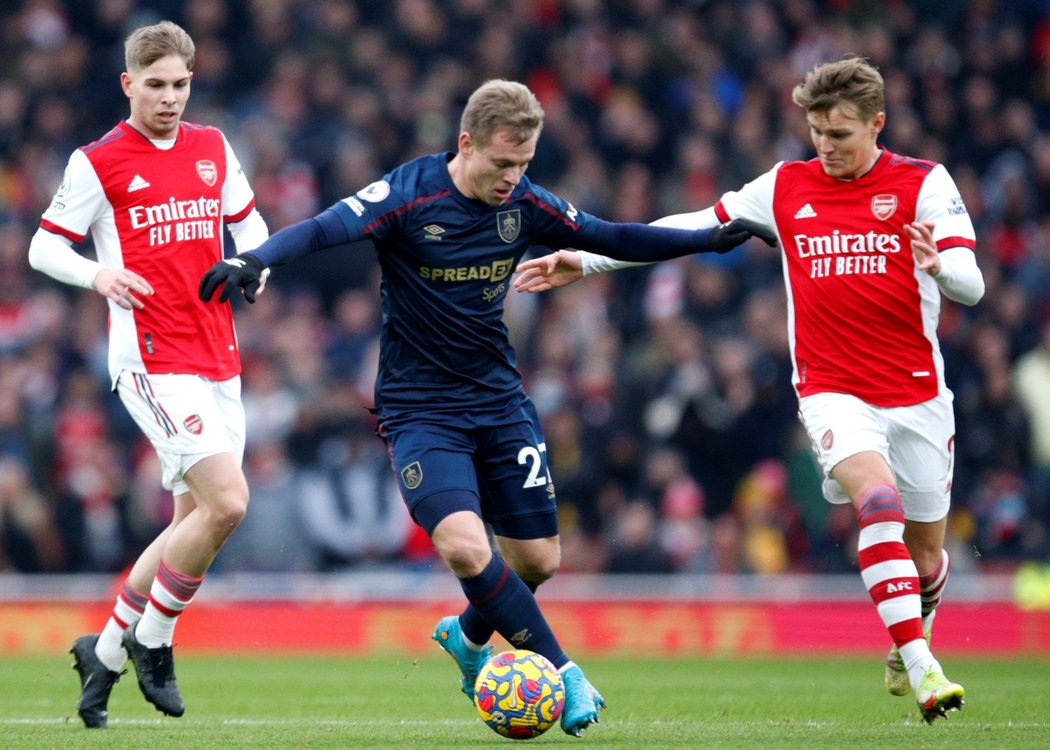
[715,149,976,407]
[40,120,256,382]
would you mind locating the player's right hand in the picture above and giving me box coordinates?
[198,253,266,303]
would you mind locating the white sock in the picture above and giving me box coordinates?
[134,561,201,648]
[94,581,147,670]
[900,638,940,688]
[96,619,131,671]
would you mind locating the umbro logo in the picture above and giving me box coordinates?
[423,224,445,240]
[127,174,151,192]
[794,203,817,219]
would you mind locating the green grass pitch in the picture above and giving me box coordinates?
[2,652,1048,749]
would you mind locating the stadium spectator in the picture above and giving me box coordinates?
[294,426,413,571]
[515,56,980,723]
[0,455,65,572]
[1013,319,1050,544]
[606,500,675,574]
[27,21,269,729]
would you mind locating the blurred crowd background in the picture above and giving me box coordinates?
[1,0,1049,578]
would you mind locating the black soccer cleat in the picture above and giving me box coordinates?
[70,634,123,728]
[121,624,185,717]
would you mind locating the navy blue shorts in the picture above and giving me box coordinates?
[378,395,558,540]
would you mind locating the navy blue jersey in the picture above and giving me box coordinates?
[247,151,723,418]
[327,153,611,415]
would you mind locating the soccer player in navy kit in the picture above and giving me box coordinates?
[200,79,773,736]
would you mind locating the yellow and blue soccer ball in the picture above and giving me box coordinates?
[474,649,564,740]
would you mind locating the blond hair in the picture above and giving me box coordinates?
[460,80,544,147]
[125,20,195,74]
[791,57,885,122]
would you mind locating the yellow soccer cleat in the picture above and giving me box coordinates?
[884,645,911,696]
[885,628,932,697]
[915,667,965,724]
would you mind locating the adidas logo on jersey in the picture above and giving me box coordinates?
[127,174,151,192]
[794,203,817,219]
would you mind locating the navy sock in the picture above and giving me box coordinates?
[460,576,539,646]
[459,557,566,669]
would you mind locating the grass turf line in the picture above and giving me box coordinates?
[2,653,1048,749]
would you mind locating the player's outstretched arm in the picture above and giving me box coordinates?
[514,250,583,293]
[199,209,352,305]
[573,217,777,264]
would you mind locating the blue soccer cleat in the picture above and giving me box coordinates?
[560,664,606,737]
[432,615,494,701]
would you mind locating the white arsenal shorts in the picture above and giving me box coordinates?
[116,372,246,495]
[798,390,955,522]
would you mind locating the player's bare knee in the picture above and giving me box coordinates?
[442,544,492,579]
[207,492,249,533]
[515,556,559,583]
[910,544,943,574]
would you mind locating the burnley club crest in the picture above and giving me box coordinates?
[497,209,520,243]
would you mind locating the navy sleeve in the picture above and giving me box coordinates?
[523,180,718,261]
[572,219,718,262]
[245,208,351,268]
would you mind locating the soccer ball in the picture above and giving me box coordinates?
[474,649,564,740]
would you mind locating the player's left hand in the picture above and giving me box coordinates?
[514,250,584,292]
[706,218,778,253]
[199,253,267,303]
[907,220,941,276]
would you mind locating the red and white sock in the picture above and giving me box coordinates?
[855,484,938,687]
[95,580,148,671]
[919,549,950,633]
[134,560,203,648]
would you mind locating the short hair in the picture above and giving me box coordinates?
[460,80,544,147]
[125,21,195,74]
[791,57,885,122]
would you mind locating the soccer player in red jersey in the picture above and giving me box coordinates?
[28,21,269,728]
[514,57,983,723]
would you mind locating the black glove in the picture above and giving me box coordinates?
[706,218,778,254]
[199,253,266,303]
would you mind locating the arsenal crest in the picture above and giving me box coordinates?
[184,414,203,435]
[196,160,217,186]
[871,194,897,220]
[496,209,521,243]
[400,461,423,490]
